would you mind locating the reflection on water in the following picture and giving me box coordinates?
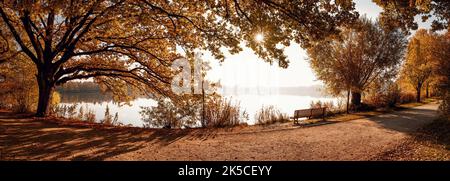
[58,90,337,127]
[59,92,113,104]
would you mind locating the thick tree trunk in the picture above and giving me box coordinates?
[426,83,429,98]
[36,71,54,117]
[351,91,362,108]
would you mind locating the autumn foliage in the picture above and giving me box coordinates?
[0,0,358,117]
[307,17,407,110]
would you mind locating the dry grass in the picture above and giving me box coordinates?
[203,98,248,128]
[329,110,389,122]
[255,105,289,125]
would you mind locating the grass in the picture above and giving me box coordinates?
[327,111,383,122]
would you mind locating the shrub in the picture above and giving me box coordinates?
[365,95,386,108]
[365,83,401,108]
[78,106,84,120]
[399,93,416,104]
[309,100,343,116]
[334,99,347,114]
[140,95,248,128]
[438,86,450,117]
[85,109,96,123]
[51,104,78,118]
[51,104,99,123]
[66,104,77,119]
[386,85,401,107]
[203,97,248,128]
[0,57,38,113]
[255,105,289,125]
[309,100,323,109]
[113,112,119,125]
[102,105,113,125]
[140,97,200,128]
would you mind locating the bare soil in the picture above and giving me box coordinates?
[0,103,442,160]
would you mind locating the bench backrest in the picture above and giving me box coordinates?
[294,108,326,118]
[310,108,325,116]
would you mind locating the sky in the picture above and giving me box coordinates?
[203,0,433,88]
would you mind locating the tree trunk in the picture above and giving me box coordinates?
[36,71,54,117]
[201,80,205,126]
[426,82,429,98]
[346,89,350,114]
[416,85,422,103]
[351,91,362,108]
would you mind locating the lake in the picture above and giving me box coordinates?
[58,90,338,127]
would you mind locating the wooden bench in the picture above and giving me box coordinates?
[291,107,326,124]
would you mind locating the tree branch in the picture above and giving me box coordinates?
[0,7,40,64]
[21,11,45,61]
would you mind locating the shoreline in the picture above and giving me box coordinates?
[1,102,444,161]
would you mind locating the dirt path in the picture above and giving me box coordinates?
[0,103,439,160]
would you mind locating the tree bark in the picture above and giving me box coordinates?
[426,82,429,98]
[36,71,54,117]
[201,80,205,126]
[351,91,362,108]
[346,89,350,114]
[416,83,422,103]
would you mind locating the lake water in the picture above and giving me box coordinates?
[58,92,338,127]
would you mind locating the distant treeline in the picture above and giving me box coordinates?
[59,92,113,104]
[56,81,102,93]
[56,81,114,103]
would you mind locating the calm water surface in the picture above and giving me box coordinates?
[58,92,337,127]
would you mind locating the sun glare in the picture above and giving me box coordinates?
[255,33,264,43]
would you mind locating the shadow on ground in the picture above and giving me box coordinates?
[0,113,217,160]
[0,104,439,160]
[293,104,439,134]
[364,105,438,133]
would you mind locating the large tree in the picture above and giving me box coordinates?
[307,17,407,109]
[433,32,450,115]
[0,0,358,117]
[401,29,435,103]
[402,29,449,108]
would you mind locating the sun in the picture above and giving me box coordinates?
[255,33,264,43]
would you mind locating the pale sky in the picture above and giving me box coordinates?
[204,0,433,88]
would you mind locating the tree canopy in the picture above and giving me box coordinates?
[434,32,450,115]
[0,0,359,116]
[373,0,450,31]
[401,29,436,102]
[307,17,407,107]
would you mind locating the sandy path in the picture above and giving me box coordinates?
[0,103,439,160]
